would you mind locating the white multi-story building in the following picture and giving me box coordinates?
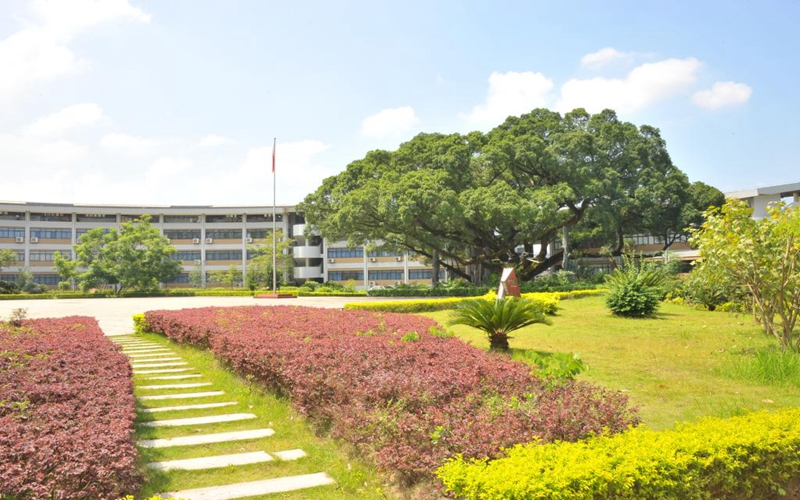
[725,181,800,219]
[0,201,438,290]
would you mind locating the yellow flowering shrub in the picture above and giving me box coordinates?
[436,408,800,499]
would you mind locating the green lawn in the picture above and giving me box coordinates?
[423,296,800,430]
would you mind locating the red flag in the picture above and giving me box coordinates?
[271,139,276,173]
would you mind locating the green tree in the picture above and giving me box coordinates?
[0,248,16,273]
[247,230,294,289]
[689,200,800,351]
[53,251,79,290]
[73,215,181,294]
[210,264,242,289]
[301,108,700,284]
[448,297,549,351]
[188,263,204,288]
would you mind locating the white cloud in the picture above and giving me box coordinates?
[0,0,149,102]
[99,133,158,153]
[197,134,238,148]
[146,156,192,184]
[362,107,419,137]
[23,103,107,137]
[580,47,635,69]
[691,81,753,110]
[558,58,702,114]
[461,71,554,128]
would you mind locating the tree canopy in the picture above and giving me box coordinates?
[300,108,722,283]
[71,215,181,294]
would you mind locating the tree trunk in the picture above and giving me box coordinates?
[561,226,570,270]
[432,250,440,287]
[489,333,510,352]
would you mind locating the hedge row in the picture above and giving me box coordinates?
[0,317,141,499]
[142,306,637,483]
[343,290,607,314]
[437,408,800,499]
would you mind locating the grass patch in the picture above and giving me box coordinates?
[127,332,394,499]
[724,347,800,388]
[423,296,800,430]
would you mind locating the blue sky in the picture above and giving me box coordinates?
[0,0,795,205]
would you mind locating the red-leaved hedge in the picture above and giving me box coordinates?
[0,317,142,499]
[144,306,638,483]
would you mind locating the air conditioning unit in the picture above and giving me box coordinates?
[194,260,201,265]
[395,256,403,262]
[205,238,213,244]
[15,236,24,243]
[246,237,253,243]
[192,238,200,244]
[30,237,38,243]
[369,257,377,262]
[328,258,335,263]
[368,281,376,287]
[395,281,402,286]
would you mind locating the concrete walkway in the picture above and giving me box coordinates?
[0,296,383,335]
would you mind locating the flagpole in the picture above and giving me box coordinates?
[272,137,277,294]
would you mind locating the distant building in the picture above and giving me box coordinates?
[725,181,800,219]
[0,201,437,290]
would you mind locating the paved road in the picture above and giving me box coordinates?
[0,296,384,335]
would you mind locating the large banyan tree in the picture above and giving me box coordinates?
[299,108,723,284]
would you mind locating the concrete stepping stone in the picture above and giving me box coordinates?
[138,382,212,390]
[123,346,170,350]
[129,357,183,362]
[137,413,257,427]
[137,391,224,401]
[147,451,274,471]
[142,374,202,381]
[131,361,188,368]
[273,449,307,461]
[124,349,172,354]
[127,353,176,358]
[140,402,238,413]
[138,428,274,448]
[134,368,192,374]
[161,472,335,499]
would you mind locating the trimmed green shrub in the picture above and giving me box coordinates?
[604,260,666,317]
[437,408,800,499]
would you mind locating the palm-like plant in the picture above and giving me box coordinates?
[448,298,549,352]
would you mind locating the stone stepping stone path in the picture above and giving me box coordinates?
[112,334,336,499]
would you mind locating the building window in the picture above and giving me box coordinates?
[172,251,201,261]
[247,214,282,222]
[30,251,59,262]
[206,229,242,240]
[33,274,60,285]
[30,213,72,222]
[0,212,25,221]
[168,273,191,283]
[164,215,201,223]
[368,270,404,281]
[327,247,363,258]
[120,214,157,223]
[206,214,242,223]
[14,251,24,262]
[164,229,201,240]
[76,213,117,222]
[409,269,445,280]
[247,229,271,239]
[31,228,72,240]
[329,271,364,281]
[368,249,402,257]
[205,250,242,261]
[0,227,24,239]
[0,274,20,282]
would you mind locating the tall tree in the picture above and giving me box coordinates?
[246,230,294,288]
[0,248,16,273]
[73,215,181,294]
[301,108,701,283]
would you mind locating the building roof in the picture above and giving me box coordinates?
[725,181,800,199]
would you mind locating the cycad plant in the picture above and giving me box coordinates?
[449,297,549,352]
[604,255,669,317]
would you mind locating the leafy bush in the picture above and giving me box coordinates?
[0,317,142,498]
[516,351,588,381]
[0,280,20,294]
[448,298,549,351]
[143,306,638,483]
[437,408,800,500]
[604,259,667,317]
